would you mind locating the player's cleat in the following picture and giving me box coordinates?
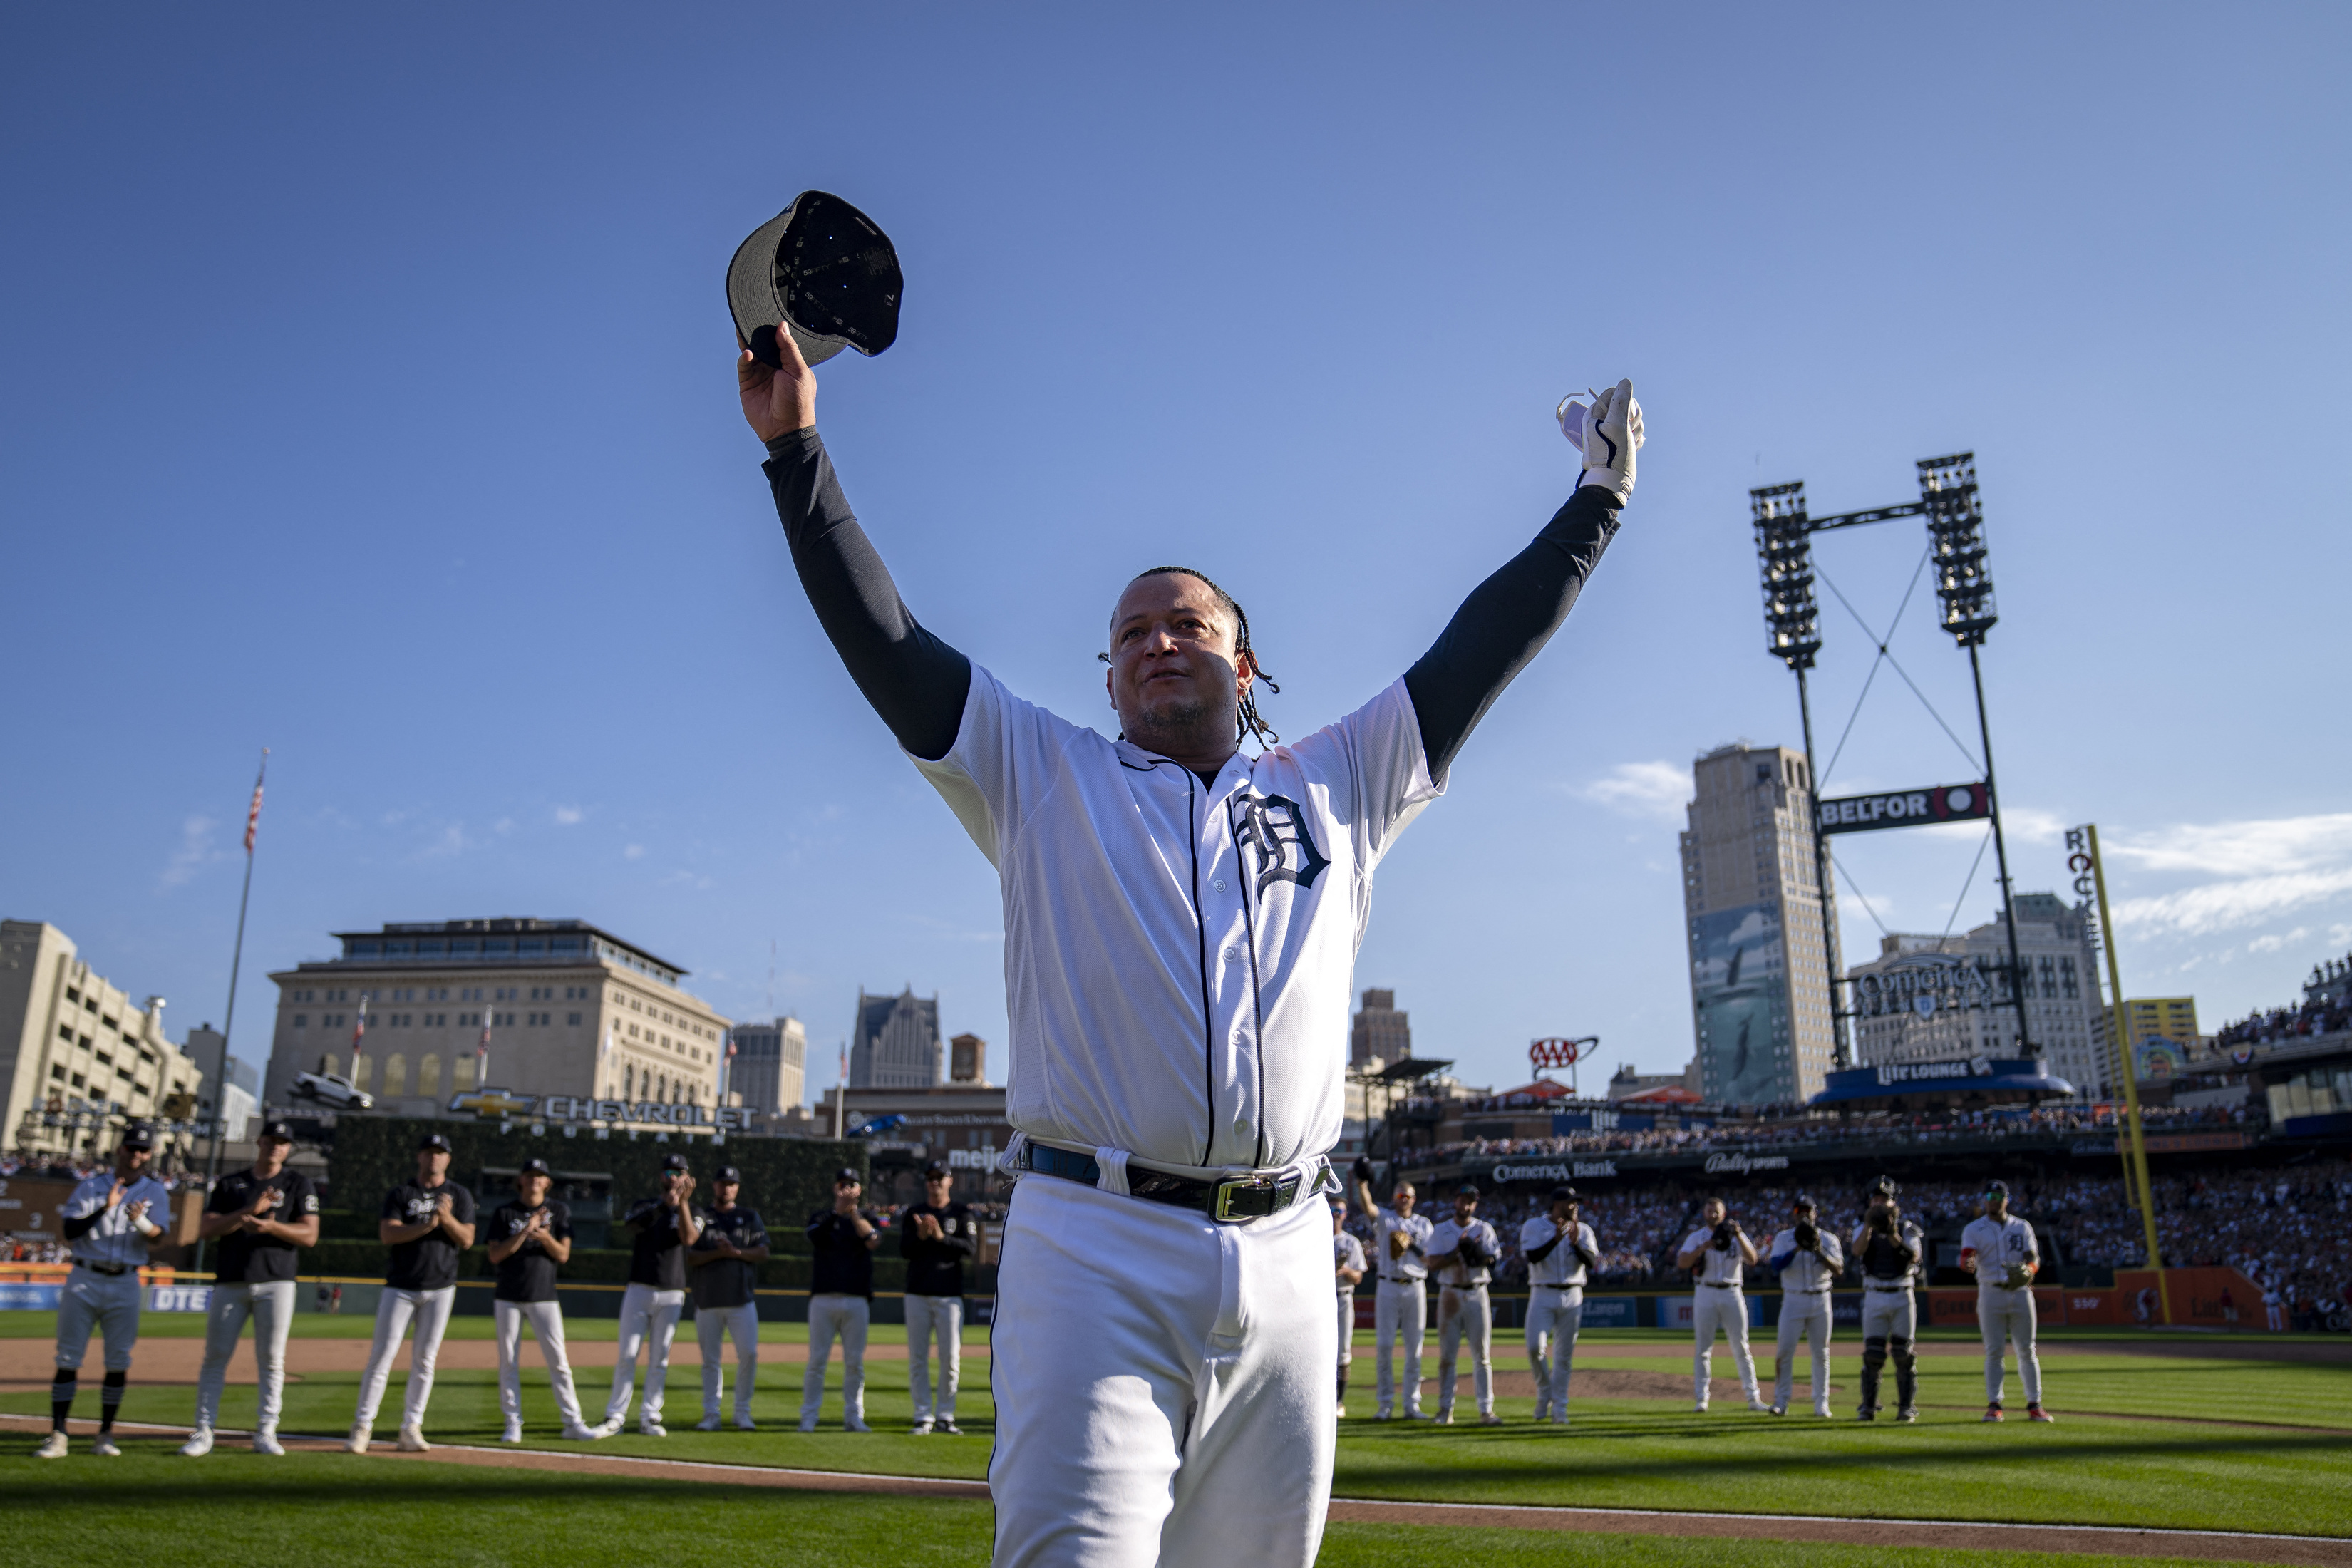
[1478,1413,1504,1426]
[252,1430,286,1456]
[638,1420,667,1438]
[1433,1410,1453,1425]
[1855,1406,1875,1421]
[1769,1403,1787,1417]
[1532,1401,1551,1423]
[501,1423,524,1445]
[396,1425,431,1452]
[912,1419,935,1435]
[93,1435,123,1458]
[696,1415,723,1432]
[1747,1398,1773,1413]
[2028,1405,2055,1423]
[798,1417,818,1433]
[736,1417,757,1432]
[936,1418,960,1436]
[36,1430,69,1459]
[1334,1402,1346,1421]
[1895,1408,1917,1424]
[1550,1414,1571,1427]
[1373,1407,1394,1422]
[1403,1407,1428,1422]
[843,1415,871,1433]
[1693,1402,1709,1414]
[592,1417,624,1440]
[1982,1405,2004,1423]
[561,1422,602,1442]
[179,1427,215,1458]
[345,1423,371,1453]
[1812,1402,1834,1419]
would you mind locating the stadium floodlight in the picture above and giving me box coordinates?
[1919,452,1997,647]
[1751,481,1820,671]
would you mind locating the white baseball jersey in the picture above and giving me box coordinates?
[1961,1214,2038,1288]
[1371,1207,1434,1282]
[917,666,1440,1172]
[1334,1230,1366,1296]
[1425,1216,1500,1288]
[1767,1225,1845,1293]
[62,1170,172,1269]
[1520,1215,1598,1290]
[1681,1227,1747,1288]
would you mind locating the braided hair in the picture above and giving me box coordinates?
[1100,566,1281,748]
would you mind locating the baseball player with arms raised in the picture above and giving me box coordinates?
[1677,1198,1768,1413]
[349,1132,476,1453]
[1353,1160,1435,1422]
[38,1124,169,1459]
[740,321,1640,1565]
[1961,1179,2051,1423]
[1520,1185,1599,1425]
[1850,1176,1924,1423]
[184,1119,319,1457]
[1764,1193,1841,1418]
[1331,1202,1366,1418]
[485,1157,599,1443]
[1425,1182,1503,1425]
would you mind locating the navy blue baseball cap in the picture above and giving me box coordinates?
[660,1152,690,1173]
[258,1120,296,1144]
[519,1157,552,1177]
[834,1166,861,1185]
[418,1133,453,1153]
[716,1165,742,1184]
[120,1123,155,1151]
[1793,1193,1818,1213]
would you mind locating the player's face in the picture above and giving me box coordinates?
[1703,1200,1725,1224]
[716,1180,740,1207]
[116,1143,152,1176]
[416,1150,450,1183]
[837,1179,861,1204]
[1552,1200,1577,1223]
[1454,1194,1477,1221]
[518,1173,550,1207]
[1391,1185,1415,1215]
[254,1137,290,1177]
[1105,574,1249,743]
[925,1174,951,1205]
[1332,1207,1346,1234]
[1985,1192,2008,1219]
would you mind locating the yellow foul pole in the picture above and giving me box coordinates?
[2074,823,2168,1323]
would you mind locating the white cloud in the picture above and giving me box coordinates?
[421,824,468,859]
[493,817,515,835]
[2001,807,2067,845]
[624,844,645,860]
[158,815,220,889]
[553,805,584,827]
[2113,867,2352,938]
[2103,813,2352,877]
[1577,761,1688,822]
[2247,927,2309,955]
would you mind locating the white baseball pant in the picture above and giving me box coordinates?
[1525,1286,1582,1419]
[194,1279,296,1430]
[1373,1277,1426,1415]
[697,1301,760,1423]
[495,1299,585,1428]
[604,1283,686,1425]
[1336,1291,1355,1365]
[1773,1291,1832,1411]
[989,1170,1334,1568]
[904,1293,962,1423]
[55,1268,143,1371]
[801,1294,869,1425]
[1691,1284,1758,1405]
[1435,1283,1492,1418]
[1978,1286,2041,1405]
[354,1284,457,1430]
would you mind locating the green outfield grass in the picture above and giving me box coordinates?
[0,1455,2298,1568]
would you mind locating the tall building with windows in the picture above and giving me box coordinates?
[0,921,206,1160]
[726,1016,808,1113]
[262,918,730,1118]
[2102,996,2202,1090]
[851,987,943,1089]
[1679,743,1840,1107]
[1349,989,1413,1068]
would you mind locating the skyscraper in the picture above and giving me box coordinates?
[1349,989,1412,1068]
[726,1016,808,1112]
[1679,744,1840,1107]
[851,987,943,1089]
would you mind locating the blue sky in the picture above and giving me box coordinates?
[4,5,2346,1102]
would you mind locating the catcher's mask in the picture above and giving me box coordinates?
[730,191,903,369]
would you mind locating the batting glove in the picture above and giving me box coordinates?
[1557,378,1643,503]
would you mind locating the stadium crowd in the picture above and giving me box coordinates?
[2214,961,2352,1048]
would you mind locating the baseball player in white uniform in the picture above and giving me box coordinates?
[1355,1162,1436,1422]
[740,316,1640,1565]
[1677,1198,1768,1413]
[1764,1193,1842,1418]
[1520,1185,1598,1425]
[1425,1182,1502,1425]
[1850,1175,1924,1422]
[39,1124,169,1459]
[1961,1179,2052,1423]
[1331,1202,1366,1418]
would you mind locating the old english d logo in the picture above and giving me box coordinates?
[1237,792,1330,895]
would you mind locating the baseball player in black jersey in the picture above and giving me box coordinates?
[349,1133,476,1453]
[691,1165,769,1430]
[899,1160,980,1435]
[801,1167,880,1433]
[185,1120,319,1456]
[486,1157,599,1443]
[599,1152,700,1437]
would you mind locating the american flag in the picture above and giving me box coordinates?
[477,1006,493,1085]
[351,994,368,1063]
[243,749,270,854]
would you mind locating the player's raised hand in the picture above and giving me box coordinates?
[738,324,817,443]
[252,1186,281,1217]
[1557,378,1642,503]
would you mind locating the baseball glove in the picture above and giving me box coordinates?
[1352,1155,1376,1186]
[1711,1220,1734,1251]
[1793,1219,1819,1251]
[2001,1263,2032,1291]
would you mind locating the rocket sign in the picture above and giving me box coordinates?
[1817,781,1992,835]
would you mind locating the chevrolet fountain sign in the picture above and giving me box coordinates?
[451,1091,755,1130]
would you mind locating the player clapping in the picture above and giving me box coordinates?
[1676,1198,1768,1413]
[1520,1185,1599,1425]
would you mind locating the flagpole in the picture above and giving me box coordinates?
[194,748,268,1279]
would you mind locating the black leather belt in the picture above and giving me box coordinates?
[1021,1144,1321,1223]
[73,1259,129,1277]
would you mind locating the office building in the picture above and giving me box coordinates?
[950,1031,988,1085]
[726,1016,808,1113]
[263,917,731,1118]
[1679,744,1840,1106]
[2103,996,2202,1088]
[1349,989,1412,1068]
[0,920,207,1160]
[851,987,942,1089]
[182,1023,259,1142]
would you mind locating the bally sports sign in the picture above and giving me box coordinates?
[1817,782,1991,836]
[1703,1153,1790,1173]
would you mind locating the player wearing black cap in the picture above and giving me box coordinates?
[487,1157,599,1443]
[691,1165,769,1430]
[1520,1185,1599,1425]
[349,1132,477,1453]
[1850,1175,1924,1423]
[800,1166,879,1432]
[1765,1194,1842,1418]
[1425,1182,1502,1425]
[599,1152,701,1437]
[899,1160,980,1435]
[184,1120,319,1457]
[39,1124,168,1460]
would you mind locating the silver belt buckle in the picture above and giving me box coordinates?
[1212,1170,1301,1223]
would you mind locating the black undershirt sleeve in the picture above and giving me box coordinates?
[1524,1232,1563,1264]
[1403,485,1622,782]
[62,1210,101,1240]
[763,428,972,763]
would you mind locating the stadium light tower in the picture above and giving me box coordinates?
[1750,480,1851,1068]
[1919,453,2032,1057]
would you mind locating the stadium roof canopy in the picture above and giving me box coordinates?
[1810,1056,2075,1111]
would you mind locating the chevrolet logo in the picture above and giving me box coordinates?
[449,1090,540,1118]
